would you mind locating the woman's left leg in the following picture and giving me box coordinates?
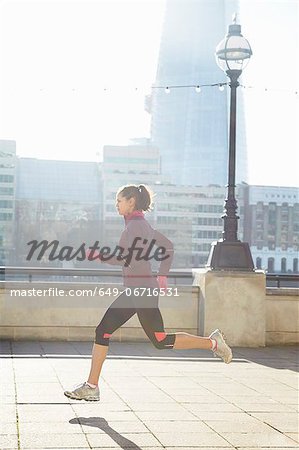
[137,300,232,363]
[173,333,213,350]
[137,307,212,350]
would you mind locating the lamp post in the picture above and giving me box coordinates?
[207,15,254,271]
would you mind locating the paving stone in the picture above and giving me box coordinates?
[0,434,18,449]
[134,410,196,421]
[235,402,296,413]
[220,431,299,447]
[17,404,76,422]
[0,422,18,434]
[120,394,174,403]
[192,411,262,421]
[18,421,83,434]
[153,431,232,447]
[124,402,185,412]
[145,376,201,389]
[249,411,299,424]
[285,432,299,443]
[184,403,243,413]
[269,421,299,433]
[69,401,130,411]
[0,405,16,423]
[164,448,233,450]
[203,420,275,433]
[80,420,149,434]
[91,448,162,450]
[220,395,278,404]
[20,433,89,448]
[171,394,228,403]
[0,395,15,404]
[233,448,299,450]
[17,394,68,403]
[87,432,163,447]
[76,410,140,422]
[143,420,211,433]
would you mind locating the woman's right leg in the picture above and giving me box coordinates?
[64,292,136,400]
[87,343,109,386]
[87,292,136,385]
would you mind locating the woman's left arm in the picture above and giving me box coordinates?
[153,229,174,277]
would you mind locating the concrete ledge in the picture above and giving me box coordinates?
[0,285,199,341]
[266,287,299,345]
[266,331,299,345]
[0,326,197,342]
[193,268,266,347]
[1,279,298,345]
[266,288,299,297]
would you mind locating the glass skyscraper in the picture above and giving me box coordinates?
[149,0,248,187]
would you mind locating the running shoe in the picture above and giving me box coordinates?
[64,382,100,401]
[209,329,233,364]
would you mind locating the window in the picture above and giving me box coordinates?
[0,187,14,195]
[198,255,208,265]
[293,258,298,273]
[0,213,13,220]
[256,257,262,269]
[267,257,275,272]
[256,201,263,211]
[195,243,211,251]
[0,174,14,182]
[105,157,157,164]
[197,204,223,213]
[0,200,13,208]
[196,230,221,239]
[281,258,287,273]
[196,217,222,226]
[157,217,178,224]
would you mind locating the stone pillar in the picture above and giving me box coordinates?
[193,268,266,347]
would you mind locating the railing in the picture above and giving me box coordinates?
[0,267,298,288]
[266,273,299,288]
[0,266,193,285]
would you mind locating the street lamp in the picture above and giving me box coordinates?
[207,15,254,271]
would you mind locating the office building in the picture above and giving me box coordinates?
[0,140,17,264]
[14,158,101,265]
[149,0,248,186]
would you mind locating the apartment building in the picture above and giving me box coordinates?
[244,185,299,273]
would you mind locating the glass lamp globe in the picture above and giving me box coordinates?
[216,22,252,73]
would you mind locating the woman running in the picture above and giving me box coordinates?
[64,184,232,401]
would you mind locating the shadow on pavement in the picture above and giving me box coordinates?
[69,417,142,450]
[234,346,299,373]
[1,340,298,371]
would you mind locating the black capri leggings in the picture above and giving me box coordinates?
[95,288,176,350]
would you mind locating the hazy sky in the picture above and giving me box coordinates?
[0,0,298,187]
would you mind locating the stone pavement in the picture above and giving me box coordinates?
[0,341,298,450]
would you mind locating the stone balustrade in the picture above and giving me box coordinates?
[0,272,298,346]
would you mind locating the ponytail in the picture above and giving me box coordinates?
[117,184,154,212]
